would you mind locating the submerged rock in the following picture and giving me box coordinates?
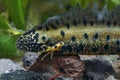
[0,70,75,80]
[29,55,85,80]
[0,70,46,80]
[0,59,24,74]
[83,59,115,80]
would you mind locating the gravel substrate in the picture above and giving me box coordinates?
[0,55,119,80]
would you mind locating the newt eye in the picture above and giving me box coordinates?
[59,41,64,46]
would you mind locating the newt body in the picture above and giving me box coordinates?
[17,5,120,59]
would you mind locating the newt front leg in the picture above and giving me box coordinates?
[38,41,65,60]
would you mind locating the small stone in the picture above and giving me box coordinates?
[0,59,24,74]
[22,52,38,69]
[106,75,115,80]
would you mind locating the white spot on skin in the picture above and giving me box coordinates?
[32,45,34,47]
[35,45,38,47]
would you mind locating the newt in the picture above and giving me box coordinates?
[17,4,120,60]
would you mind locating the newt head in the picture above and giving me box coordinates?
[16,27,65,60]
[16,28,50,52]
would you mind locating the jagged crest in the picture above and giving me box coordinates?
[33,4,120,31]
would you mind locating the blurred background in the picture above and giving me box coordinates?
[0,0,120,60]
